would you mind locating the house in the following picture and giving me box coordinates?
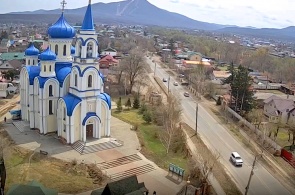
[0,59,23,71]
[263,95,294,123]
[101,47,117,57]
[99,55,119,77]
[0,52,25,62]
[91,175,148,195]
[212,70,231,80]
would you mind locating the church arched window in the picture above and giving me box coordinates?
[28,59,30,65]
[49,100,53,115]
[88,75,92,88]
[44,66,46,72]
[86,42,93,58]
[32,60,34,65]
[63,45,66,56]
[49,65,52,71]
[74,74,77,87]
[55,44,58,55]
[49,85,53,96]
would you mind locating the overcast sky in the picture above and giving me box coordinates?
[0,0,293,28]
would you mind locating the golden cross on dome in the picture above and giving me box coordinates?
[61,0,67,12]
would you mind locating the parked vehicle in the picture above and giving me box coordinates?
[162,78,168,82]
[173,82,178,86]
[230,152,243,166]
[184,92,190,97]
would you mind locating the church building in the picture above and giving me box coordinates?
[20,0,112,144]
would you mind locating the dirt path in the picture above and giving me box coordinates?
[0,94,20,121]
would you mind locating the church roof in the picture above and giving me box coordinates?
[36,76,52,88]
[81,2,94,31]
[82,112,101,125]
[62,93,82,116]
[48,13,76,39]
[25,43,39,56]
[25,65,41,85]
[56,66,71,87]
[99,93,111,109]
[39,47,56,61]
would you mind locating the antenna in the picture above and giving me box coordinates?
[61,0,67,12]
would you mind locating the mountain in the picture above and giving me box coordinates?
[217,26,295,42]
[6,0,225,31]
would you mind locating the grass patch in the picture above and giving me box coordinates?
[4,147,107,194]
[111,109,188,171]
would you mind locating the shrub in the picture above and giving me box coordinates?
[143,110,152,123]
[116,97,123,112]
[125,98,132,110]
[133,95,140,109]
[138,103,147,114]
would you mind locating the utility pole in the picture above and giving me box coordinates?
[245,155,259,195]
[154,63,157,77]
[167,75,171,93]
[196,103,198,135]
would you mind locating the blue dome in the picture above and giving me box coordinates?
[48,13,75,38]
[39,47,56,61]
[71,46,75,55]
[25,43,39,56]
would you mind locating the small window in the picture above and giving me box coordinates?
[74,74,77,87]
[88,75,92,87]
[55,44,58,55]
[49,85,53,96]
[49,65,52,71]
[63,107,66,120]
[63,45,66,56]
[49,100,53,115]
[44,66,46,72]
[28,59,30,65]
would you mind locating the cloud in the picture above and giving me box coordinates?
[169,0,180,3]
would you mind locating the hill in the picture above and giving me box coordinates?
[6,0,224,31]
[217,26,295,42]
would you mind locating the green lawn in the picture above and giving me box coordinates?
[111,109,188,171]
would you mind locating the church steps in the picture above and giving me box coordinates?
[109,164,155,181]
[97,154,142,170]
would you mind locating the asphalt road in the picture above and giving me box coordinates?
[146,57,292,195]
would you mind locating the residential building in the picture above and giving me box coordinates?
[263,95,294,123]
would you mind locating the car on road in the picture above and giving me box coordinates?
[230,152,243,166]
[162,78,168,82]
[173,82,179,86]
[184,92,190,97]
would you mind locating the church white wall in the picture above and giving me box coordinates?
[100,102,107,137]
[40,61,56,78]
[49,39,73,62]
[73,105,81,143]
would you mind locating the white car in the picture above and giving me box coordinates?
[184,92,190,97]
[173,82,179,86]
[230,152,243,166]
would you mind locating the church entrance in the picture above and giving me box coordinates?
[86,124,93,137]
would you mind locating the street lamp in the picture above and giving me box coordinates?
[167,75,171,93]
[154,63,157,77]
[245,154,262,195]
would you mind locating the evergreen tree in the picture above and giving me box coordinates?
[125,98,132,110]
[224,65,255,113]
[143,110,152,123]
[0,156,6,195]
[116,97,123,112]
[169,38,176,56]
[133,96,140,109]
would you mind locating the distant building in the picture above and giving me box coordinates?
[0,59,23,71]
[101,47,117,57]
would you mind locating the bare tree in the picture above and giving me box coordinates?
[121,49,146,93]
[189,149,220,183]
[133,74,149,96]
[189,65,207,99]
[160,95,182,154]
[247,109,264,129]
